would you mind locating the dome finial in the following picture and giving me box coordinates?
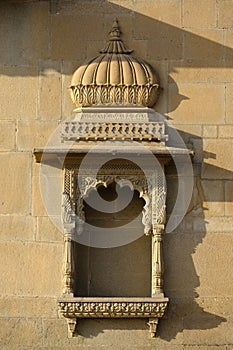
[109,18,121,40]
[100,18,133,54]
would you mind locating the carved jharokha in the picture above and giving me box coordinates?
[58,159,169,337]
[31,18,195,339]
[34,19,182,338]
[55,18,171,338]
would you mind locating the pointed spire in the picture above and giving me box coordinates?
[109,18,121,41]
[99,18,133,54]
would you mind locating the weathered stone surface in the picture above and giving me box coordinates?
[17,121,58,150]
[226,84,233,124]
[43,317,183,347]
[225,181,233,216]
[183,316,233,345]
[169,62,233,83]
[38,60,62,120]
[0,317,43,347]
[133,0,182,27]
[218,0,233,29]
[33,347,184,350]
[133,13,183,60]
[168,84,225,124]
[0,66,38,120]
[183,0,216,28]
[0,121,15,150]
[0,2,49,66]
[203,216,233,233]
[201,180,225,217]
[51,14,104,60]
[197,297,233,318]
[184,28,224,62]
[0,1,233,348]
[225,29,233,62]
[202,140,233,179]
[37,216,63,242]
[0,215,35,241]
[183,346,227,350]
[0,297,57,318]
[0,241,63,296]
[203,125,218,138]
[0,153,30,214]
[192,233,233,297]
[32,175,47,217]
[219,125,233,138]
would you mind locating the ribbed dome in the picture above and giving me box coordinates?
[70,19,160,108]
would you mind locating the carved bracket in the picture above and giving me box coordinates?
[58,297,168,338]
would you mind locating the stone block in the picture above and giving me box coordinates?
[0,317,43,347]
[0,2,49,66]
[0,153,30,214]
[168,83,225,124]
[226,84,233,123]
[169,62,233,83]
[172,124,202,141]
[218,0,233,28]
[225,29,233,62]
[32,165,63,218]
[184,347,226,350]
[183,0,216,28]
[0,215,35,241]
[197,297,233,318]
[133,13,183,60]
[219,125,233,138]
[205,216,233,232]
[0,241,63,296]
[203,125,218,138]
[225,181,233,216]
[37,216,63,242]
[51,14,104,60]
[17,121,58,150]
[38,60,62,121]
[0,121,15,150]
[193,233,233,297]
[202,140,233,179]
[184,29,224,63]
[0,66,38,120]
[201,180,225,217]
[0,296,57,318]
[32,175,47,217]
[164,232,206,298]
[183,316,233,345]
[133,0,182,27]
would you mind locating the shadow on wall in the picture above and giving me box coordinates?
[1,0,233,73]
[1,0,232,341]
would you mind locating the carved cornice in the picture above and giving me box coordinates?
[61,121,167,142]
[58,298,168,319]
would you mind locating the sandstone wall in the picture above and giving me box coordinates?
[0,1,233,349]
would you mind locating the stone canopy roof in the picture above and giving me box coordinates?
[70,19,160,108]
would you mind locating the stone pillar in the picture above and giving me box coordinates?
[62,226,74,296]
[61,191,76,297]
[151,224,164,297]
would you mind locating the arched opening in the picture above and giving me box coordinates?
[73,182,151,297]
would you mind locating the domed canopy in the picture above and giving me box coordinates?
[70,19,160,108]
